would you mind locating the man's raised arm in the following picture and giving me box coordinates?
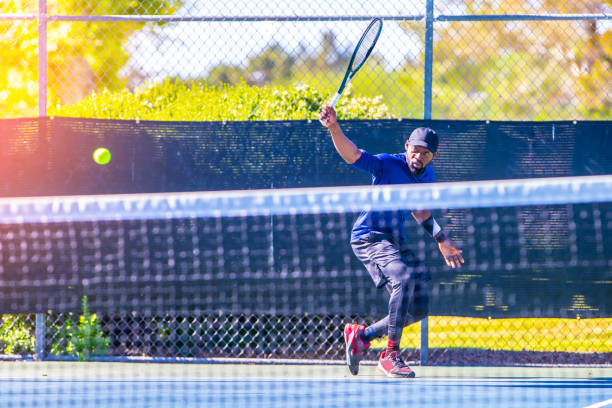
[320,105,362,164]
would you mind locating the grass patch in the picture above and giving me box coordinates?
[369,317,612,353]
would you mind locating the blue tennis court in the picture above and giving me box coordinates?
[2,362,611,408]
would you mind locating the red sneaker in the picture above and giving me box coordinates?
[344,323,370,375]
[376,350,416,378]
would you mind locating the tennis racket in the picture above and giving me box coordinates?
[321,18,383,124]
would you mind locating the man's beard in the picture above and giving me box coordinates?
[408,160,426,176]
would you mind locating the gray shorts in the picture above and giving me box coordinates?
[351,231,431,288]
[351,231,431,329]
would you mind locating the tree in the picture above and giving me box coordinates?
[207,64,248,86]
[0,0,182,118]
[205,30,351,87]
[246,43,295,85]
[557,1,612,116]
[307,31,349,72]
[207,43,297,87]
[400,0,611,119]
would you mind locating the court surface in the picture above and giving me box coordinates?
[1,362,611,408]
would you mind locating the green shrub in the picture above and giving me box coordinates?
[51,297,109,361]
[0,315,35,355]
[50,79,394,121]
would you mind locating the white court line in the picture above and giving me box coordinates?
[583,399,612,408]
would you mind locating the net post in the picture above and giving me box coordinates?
[420,317,429,366]
[35,313,45,361]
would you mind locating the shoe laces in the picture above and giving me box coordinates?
[389,351,408,367]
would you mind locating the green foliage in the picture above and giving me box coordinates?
[51,297,109,361]
[201,0,611,121]
[383,316,612,353]
[427,0,611,120]
[0,315,35,355]
[51,79,394,121]
[288,63,423,119]
[5,1,610,121]
[246,43,296,83]
[0,0,182,118]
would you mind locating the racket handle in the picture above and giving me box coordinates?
[329,92,342,108]
[320,92,342,125]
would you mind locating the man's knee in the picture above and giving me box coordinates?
[385,261,415,287]
[403,303,429,327]
[411,289,430,322]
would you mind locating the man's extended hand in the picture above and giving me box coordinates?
[438,238,464,269]
[319,105,338,127]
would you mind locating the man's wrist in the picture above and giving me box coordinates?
[420,215,445,242]
[327,122,340,132]
[434,231,447,243]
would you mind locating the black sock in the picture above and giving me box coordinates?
[359,327,376,344]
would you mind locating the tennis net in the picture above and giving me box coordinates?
[1,175,611,366]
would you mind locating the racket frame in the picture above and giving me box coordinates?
[330,18,383,109]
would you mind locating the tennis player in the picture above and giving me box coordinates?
[320,105,464,378]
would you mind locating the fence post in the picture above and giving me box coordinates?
[35,314,45,361]
[420,317,429,366]
[38,0,47,117]
[420,0,434,367]
[423,0,434,121]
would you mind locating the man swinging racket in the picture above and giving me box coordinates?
[320,105,464,378]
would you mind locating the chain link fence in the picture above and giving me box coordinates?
[2,312,611,364]
[1,1,611,364]
[0,1,610,119]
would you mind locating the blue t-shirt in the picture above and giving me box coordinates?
[350,150,436,242]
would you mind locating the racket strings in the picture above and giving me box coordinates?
[351,20,382,71]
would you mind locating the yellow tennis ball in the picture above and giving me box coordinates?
[93,147,111,165]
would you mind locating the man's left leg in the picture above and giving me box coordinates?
[344,323,371,375]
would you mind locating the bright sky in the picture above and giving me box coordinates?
[128,0,611,81]
[127,0,433,80]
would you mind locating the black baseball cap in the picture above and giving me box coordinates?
[408,127,438,154]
